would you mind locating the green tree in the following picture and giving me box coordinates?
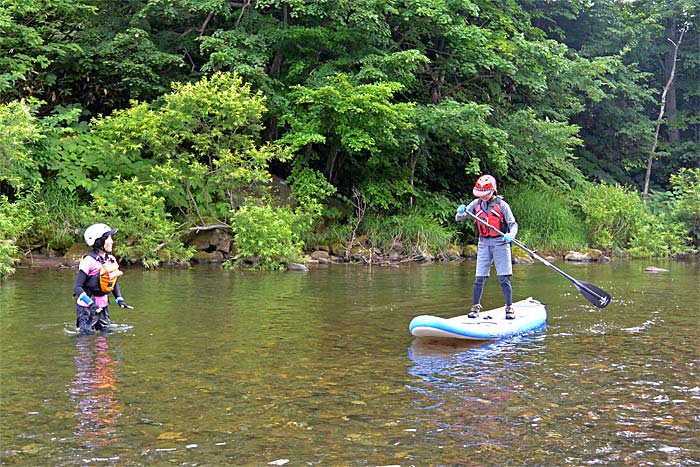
[93,72,288,223]
[281,74,414,209]
[0,0,94,100]
[0,100,44,192]
[546,0,699,190]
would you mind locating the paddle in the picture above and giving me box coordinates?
[464,209,611,308]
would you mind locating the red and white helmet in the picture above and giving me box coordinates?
[473,174,497,197]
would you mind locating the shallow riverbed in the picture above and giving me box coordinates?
[1,259,698,466]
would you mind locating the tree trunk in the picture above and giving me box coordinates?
[664,18,680,143]
[325,147,338,184]
[408,149,418,208]
[643,22,687,199]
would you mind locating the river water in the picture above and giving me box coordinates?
[0,259,698,466]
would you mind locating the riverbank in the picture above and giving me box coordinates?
[14,244,618,271]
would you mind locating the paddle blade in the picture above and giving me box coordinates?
[574,280,611,308]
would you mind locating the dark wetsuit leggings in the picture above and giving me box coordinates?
[473,275,512,306]
[76,304,111,335]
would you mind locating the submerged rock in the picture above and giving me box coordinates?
[287,262,309,272]
[564,249,611,263]
[644,266,669,273]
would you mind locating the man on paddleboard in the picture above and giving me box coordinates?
[455,175,519,319]
[73,223,134,335]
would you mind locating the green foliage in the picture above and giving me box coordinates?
[562,0,699,189]
[89,27,185,102]
[577,183,646,251]
[412,101,509,194]
[628,212,692,258]
[362,213,457,256]
[0,194,34,278]
[504,186,588,251]
[286,162,336,211]
[286,162,337,244]
[93,72,288,223]
[0,0,94,100]
[89,178,194,268]
[302,222,353,251]
[412,191,458,227]
[1,0,698,265]
[502,109,586,189]
[669,168,700,245]
[577,181,693,257]
[228,203,304,270]
[0,100,44,191]
[26,183,85,252]
[0,242,16,279]
[281,74,414,208]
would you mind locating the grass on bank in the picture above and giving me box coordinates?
[502,185,588,252]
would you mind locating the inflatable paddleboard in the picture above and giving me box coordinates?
[409,297,546,340]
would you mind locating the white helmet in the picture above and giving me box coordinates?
[84,223,117,247]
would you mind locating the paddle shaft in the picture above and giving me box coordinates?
[464,209,610,307]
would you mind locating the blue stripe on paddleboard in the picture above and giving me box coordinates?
[409,300,547,340]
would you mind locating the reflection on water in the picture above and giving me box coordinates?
[69,336,122,452]
[406,336,551,463]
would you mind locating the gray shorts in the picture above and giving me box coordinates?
[476,237,512,276]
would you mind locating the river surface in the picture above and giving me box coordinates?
[1,259,698,466]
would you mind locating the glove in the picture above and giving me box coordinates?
[77,292,93,307]
[455,204,468,223]
[116,297,134,309]
[503,233,514,243]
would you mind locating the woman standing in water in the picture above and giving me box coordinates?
[73,223,133,335]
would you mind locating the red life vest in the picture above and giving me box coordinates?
[474,200,508,237]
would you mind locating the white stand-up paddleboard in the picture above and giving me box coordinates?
[409,297,546,340]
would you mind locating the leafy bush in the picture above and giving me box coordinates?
[577,183,646,251]
[89,177,194,268]
[0,194,34,278]
[286,162,337,244]
[628,212,692,258]
[504,185,588,251]
[93,72,288,223]
[669,168,700,246]
[287,162,337,210]
[228,203,304,270]
[577,182,693,257]
[413,190,457,226]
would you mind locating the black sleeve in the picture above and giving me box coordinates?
[112,283,123,300]
[73,270,89,297]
